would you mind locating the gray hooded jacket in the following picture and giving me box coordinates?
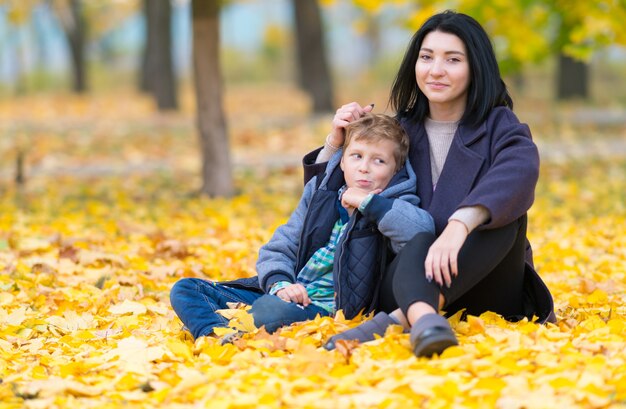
[254,150,435,318]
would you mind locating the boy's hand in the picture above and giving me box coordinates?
[341,187,382,214]
[276,284,311,306]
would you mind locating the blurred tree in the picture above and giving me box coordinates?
[556,54,588,100]
[192,0,233,197]
[4,0,37,94]
[140,0,178,110]
[53,0,88,93]
[547,0,625,100]
[292,0,334,113]
[4,0,41,185]
[4,1,139,94]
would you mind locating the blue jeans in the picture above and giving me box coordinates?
[170,278,263,339]
[249,295,331,333]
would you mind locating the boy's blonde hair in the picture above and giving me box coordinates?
[343,113,409,172]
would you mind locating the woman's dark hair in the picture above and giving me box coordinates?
[390,10,513,126]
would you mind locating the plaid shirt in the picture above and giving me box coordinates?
[269,198,352,314]
[270,219,347,314]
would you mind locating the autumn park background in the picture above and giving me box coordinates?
[1,0,626,408]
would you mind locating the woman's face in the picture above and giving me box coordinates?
[415,30,470,119]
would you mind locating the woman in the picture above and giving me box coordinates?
[303,10,555,358]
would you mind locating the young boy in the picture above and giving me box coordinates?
[169,114,435,339]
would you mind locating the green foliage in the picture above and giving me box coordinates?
[548,0,626,61]
[338,0,626,74]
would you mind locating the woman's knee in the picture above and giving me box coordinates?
[392,232,440,314]
[393,232,436,285]
[405,232,436,255]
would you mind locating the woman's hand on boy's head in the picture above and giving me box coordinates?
[329,102,375,147]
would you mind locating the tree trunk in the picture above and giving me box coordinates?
[15,148,25,186]
[140,0,178,110]
[192,0,233,197]
[139,0,151,93]
[556,54,589,100]
[291,0,334,113]
[58,0,87,93]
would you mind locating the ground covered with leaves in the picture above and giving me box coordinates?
[1,89,625,408]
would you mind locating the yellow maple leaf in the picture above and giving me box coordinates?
[108,299,148,316]
[166,339,194,361]
[216,307,257,333]
[586,289,609,305]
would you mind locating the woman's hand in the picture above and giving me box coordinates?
[425,220,469,288]
[328,102,375,148]
[276,283,311,306]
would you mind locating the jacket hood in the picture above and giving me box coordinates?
[318,149,417,200]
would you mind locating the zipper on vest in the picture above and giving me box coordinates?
[335,215,357,311]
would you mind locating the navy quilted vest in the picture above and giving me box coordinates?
[297,164,387,319]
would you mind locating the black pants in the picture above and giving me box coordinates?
[378,217,528,321]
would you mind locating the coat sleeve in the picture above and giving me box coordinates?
[303,147,327,185]
[458,109,539,229]
[361,194,435,253]
[256,178,316,292]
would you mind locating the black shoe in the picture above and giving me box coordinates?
[410,313,458,357]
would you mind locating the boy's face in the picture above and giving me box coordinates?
[340,138,398,192]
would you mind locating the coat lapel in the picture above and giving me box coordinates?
[428,123,486,233]
[407,123,434,209]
